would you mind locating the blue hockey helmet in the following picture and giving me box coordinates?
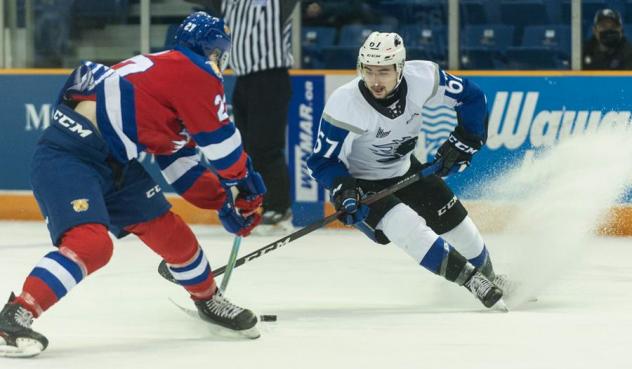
[174,12,231,71]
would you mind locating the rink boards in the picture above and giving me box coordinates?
[1,69,631,234]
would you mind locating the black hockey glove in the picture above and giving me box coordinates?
[435,127,483,177]
[330,177,369,226]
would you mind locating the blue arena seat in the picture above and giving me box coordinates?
[625,2,632,26]
[625,23,632,42]
[461,25,515,51]
[460,0,489,25]
[400,25,447,57]
[500,1,551,28]
[505,47,569,69]
[374,1,446,26]
[33,0,73,66]
[321,46,358,69]
[522,25,571,56]
[338,24,396,46]
[302,27,338,69]
[460,47,502,70]
[73,0,129,21]
[406,47,439,63]
[303,27,337,47]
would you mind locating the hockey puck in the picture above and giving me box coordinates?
[259,314,277,322]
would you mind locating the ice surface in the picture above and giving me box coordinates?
[4,127,632,368]
[1,221,632,369]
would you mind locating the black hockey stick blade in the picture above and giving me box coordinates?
[157,159,444,284]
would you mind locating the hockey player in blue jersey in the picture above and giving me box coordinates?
[307,32,506,309]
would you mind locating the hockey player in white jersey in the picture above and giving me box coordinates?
[307,32,505,309]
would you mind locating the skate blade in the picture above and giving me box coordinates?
[0,338,44,358]
[492,298,510,313]
[169,298,261,340]
[198,319,261,340]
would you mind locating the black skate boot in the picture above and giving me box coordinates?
[464,271,506,310]
[0,293,48,358]
[194,289,260,339]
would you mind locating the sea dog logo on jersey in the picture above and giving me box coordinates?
[53,109,94,138]
[70,199,90,212]
[370,136,418,163]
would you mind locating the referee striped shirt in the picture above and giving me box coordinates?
[218,0,296,76]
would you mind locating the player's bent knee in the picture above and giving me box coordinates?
[378,204,437,248]
[127,211,199,263]
[60,223,113,274]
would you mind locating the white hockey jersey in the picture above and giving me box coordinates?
[307,60,487,188]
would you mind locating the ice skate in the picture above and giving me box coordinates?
[464,271,506,310]
[194,289,260,339]
[252,208,293,236]
[0,293,48,358]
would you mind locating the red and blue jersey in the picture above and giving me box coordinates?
[57,46,246,209]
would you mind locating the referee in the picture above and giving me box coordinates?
[206,0,299,232]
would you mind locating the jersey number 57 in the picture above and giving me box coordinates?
[313,131,339,158]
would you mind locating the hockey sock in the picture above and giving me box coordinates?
[440,216,488,267]
[15,223,112,317]
[420,238,475,285]
[165,247,216,300]
[378,203,475,285]
[125,211,216,300]
[378,204,441,261]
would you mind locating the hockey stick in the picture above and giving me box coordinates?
[219,236,242,292]
[158,159,444,283]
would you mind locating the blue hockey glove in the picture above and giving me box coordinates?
[435,127,483,177]
[331,177,370,226]
[218,192,261,237]
[221,157,266,216]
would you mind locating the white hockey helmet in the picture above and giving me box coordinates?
[357,32,406,84]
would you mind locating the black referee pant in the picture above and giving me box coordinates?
[233,67,291,213]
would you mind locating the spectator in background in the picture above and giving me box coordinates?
[583,8,632,70]
[302,1,338,28]
[205,0,298,234]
